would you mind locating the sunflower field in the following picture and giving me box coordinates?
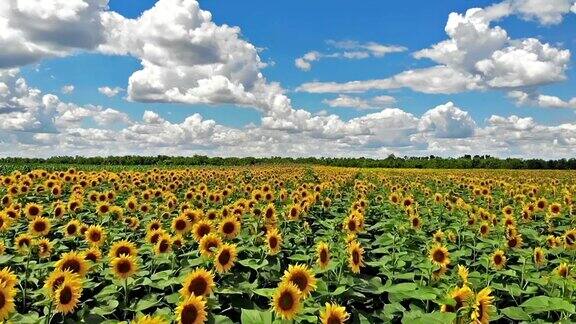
[0,166,575,323]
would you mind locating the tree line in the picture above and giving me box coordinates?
[0,155,575,169]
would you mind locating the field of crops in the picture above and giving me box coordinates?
[0,166,575,323]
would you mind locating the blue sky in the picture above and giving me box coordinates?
[1,0,575,157]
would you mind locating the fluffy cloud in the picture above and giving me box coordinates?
[322,95,396,110]
[61,85,74,94]
[0,0,108,68]
[298,2,572,96]
[295,41,406,71]
[418,102,476,138]
[508,90,576,108]
[98,86,123,97]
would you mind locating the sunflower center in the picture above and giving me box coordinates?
[176,220,187,231]
[159,239,170,252]
[223,222,235,234]
[90,231,101,242]
[352,250,360,264]
[218,249,231,265]
[0,291,6,308]
[197,225,210,237]
[188,277,208,296]
[62,259,81,273]
[52,276,65,292]
[269,236,278,249]
[59,286,73,304]
[278,291,294,311]
[567,234,575,245]
[181,304,198,324]
[116,246,131,257]
[348,220,356,231]
[320,249,328,263]
[290,273,308,292]
[117,259,132,274]
[327,315,342,324]
[493,254,502,264]
[29,206,39,216]
[86,252,98,262]
[34,221,46,232]
[433,250,445,263]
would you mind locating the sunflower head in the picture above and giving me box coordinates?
[281,264,317,298]
[176,294,207,324]
[214,243,237,273]
[36,238,53,258]
[109,240,138,258]
[55,251,89,277]
[533,247,546,267]
[29,216,51,236]
[471,287,493,324]
[0,281,16,320]
[441,286,473,313]
[319,302,349,324]
[154,233,172,255]
[555,262,570,278]
[219,216,241,239]
[43,269,77,296]
[0,268,18,289]
[271,281,301,320]
[266,227,282,255]
[180,268,215,299]
[316,242,330,269]
[110,255,138,279]
[192,220,213,242]
[347,240,364,274]
[54,277,83,314]
[15,233,33,254]
[84,246,102,263]
[85,225,106,246]
[171,215,190,234]
[131,315,169,324]
[199,233,223,257]
[429,244,450,267]
[564,229,576,249]
[490,250,506,270]
[24,203,43,219]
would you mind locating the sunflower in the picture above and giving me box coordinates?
[506,234,523,249]
[109,240,138,258]
[432,230,444,243]
[36,238,53,258]
[548,202,562,216]
[431,264,448,281]
[43,269,77,295]
[479,222,490,237]
[15,233,33,253]
[564,229,576,249]
[84,246,102,263]
[155,233,172,254]
[555,262,570,278]
[316,242,330,269]
[180,268,215,298]
[429,244,450,267]
[54,277,83,314]
[0,268,17,288]
[192,220,213,242]
[96,202,110,216]
[85,225,106,246]
[171,215,190,235]
[199,233,222,257]
[55,251,89,277]
[271,282,301,320]
[343,214,360,234]
[490,250,506,270]
[172,235,185,249]
[319,302,349,324]
[457,265,469,287]
[533,247,546,267]
[29,216,51,236]
[266,227,282,255]
[131,315,169,324]
[0,282,16,320]
[111,255,138,279]
[441,285,473,313]
[64,219,81,237]
[214,243,237,273]
[147,219,162,232]
[176,294,207,324]
[347,240,364,274]
[0,242,4,255]
[24,203,43,219]
[281,264,317,298]
[470,288,493,324]
[219,216,241,239]
[409,215,421,229]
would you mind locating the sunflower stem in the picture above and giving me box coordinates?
[123,278,129,311]
[44,299,53,324]
[22,248,32,310]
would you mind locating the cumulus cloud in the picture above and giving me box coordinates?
[298,2,572,95]
[61,84,74,94]
[295,41,406,71]
[322,95,396,110]
[508,90,576,108]
[418,102,476,138]
[98,86,123,97]
[0,0,108,68]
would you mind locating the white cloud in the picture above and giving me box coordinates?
[61,84,74,94]
[295,41,406,71]
[98,86,123,97]
[0,0,108,68]
[508,90,576,108]
[322,95,396,110]
[298,2,571,95]
[484,0,576,25]
[418,102,476,138]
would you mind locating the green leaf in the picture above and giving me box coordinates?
[238,258,269,270]
[92,300,119,316]
[501,307,531,321]
[521,296,575,314]
[213,315,235,324]
[401,311,456,324]
[134,295,160,312]
[241,309,272,324]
